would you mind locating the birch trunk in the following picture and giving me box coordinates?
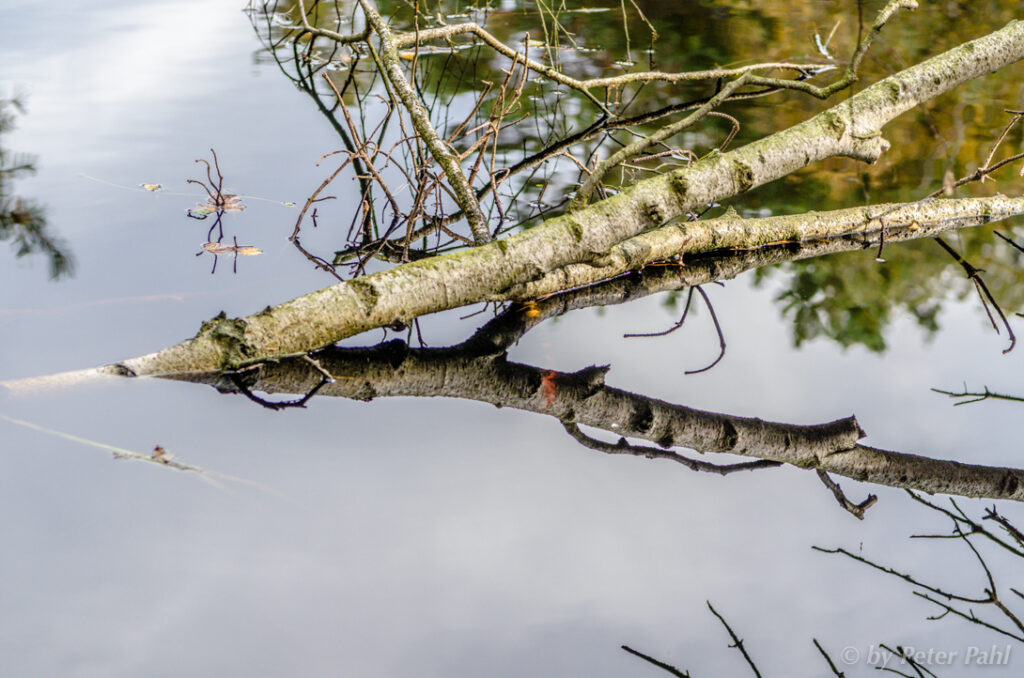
[30,20,1024,377]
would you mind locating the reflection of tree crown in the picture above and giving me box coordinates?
[0,97,73,279]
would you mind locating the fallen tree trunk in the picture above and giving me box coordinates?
[111,192,1024,378]
[18,20,1024,379]
[0,225,973,398]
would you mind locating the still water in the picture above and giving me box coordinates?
[3,1,1024,676]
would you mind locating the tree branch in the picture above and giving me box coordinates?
[13,21,1024,382]
[356,0,491,244]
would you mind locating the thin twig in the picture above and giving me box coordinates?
[684,285,727,375]
[227,365,331,411]
[620,646,690,678]
[707,602,762,678]
[625,287,696,338]
[931,384,1024,406]
[357,0,491,244]
[562,421,781,476]
[816,469,878,519]
[933,236,1015,353]
[813,639,846,677]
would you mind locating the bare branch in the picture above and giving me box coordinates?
[707,602,763,678]
[562,421,782,476]
[573,73,753,207]
[813,639,847,677]
[620,646,691,678]
[932,384,1024,406]
[356,0,491,244]
[816,470,878,519]
[932,236,1015,353]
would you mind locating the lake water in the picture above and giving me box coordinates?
[3,1,1024,676]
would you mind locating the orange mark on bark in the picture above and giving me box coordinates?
[522,300,541,318]
[540,370,558,409]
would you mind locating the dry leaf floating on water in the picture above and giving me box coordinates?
[201,242,262,256]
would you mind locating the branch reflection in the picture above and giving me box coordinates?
[162,260,1024,508]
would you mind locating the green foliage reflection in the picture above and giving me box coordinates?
[255,0,1024,352]
[0,97,73,279]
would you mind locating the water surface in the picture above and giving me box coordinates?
[3,2,1024,676]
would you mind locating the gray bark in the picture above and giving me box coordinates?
[163,341,1024,503]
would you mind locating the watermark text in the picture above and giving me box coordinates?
[838,644,1013,668]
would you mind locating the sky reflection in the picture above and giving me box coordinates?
[2,2,1024,677]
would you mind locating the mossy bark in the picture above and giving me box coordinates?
[112,20,1024,376]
